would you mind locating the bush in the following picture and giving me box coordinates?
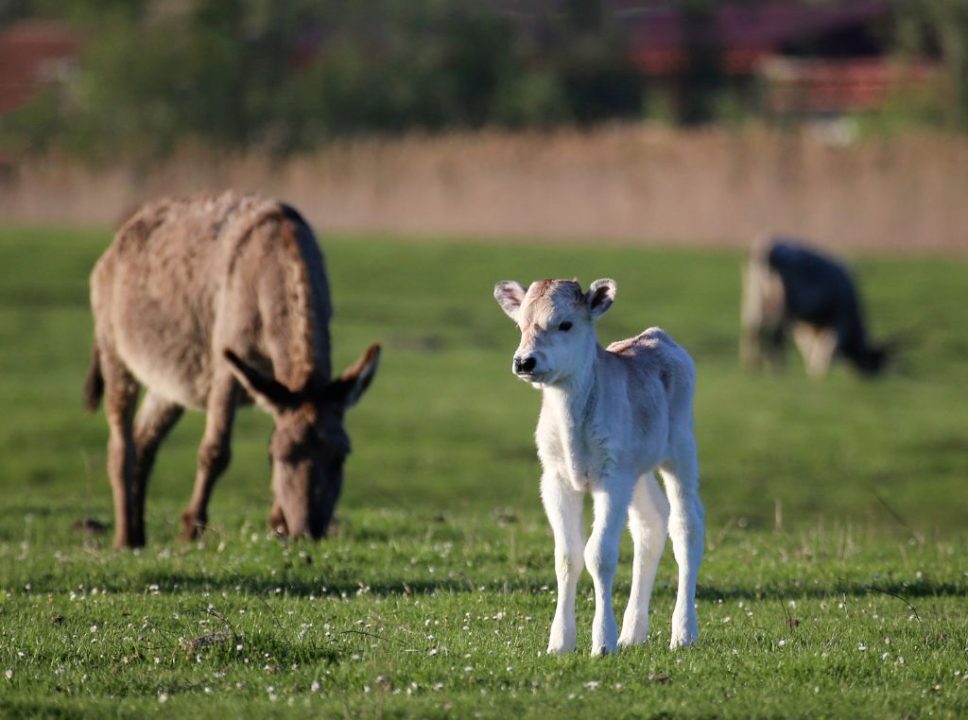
[1,0,644,159]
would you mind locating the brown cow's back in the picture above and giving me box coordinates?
[90,191,332,410]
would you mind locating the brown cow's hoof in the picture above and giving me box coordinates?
[268,507,288,537]
[180,511,206,541]
[112,534,144,550]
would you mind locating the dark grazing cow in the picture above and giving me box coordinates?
[740,236,889,378]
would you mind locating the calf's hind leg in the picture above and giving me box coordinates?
[660,434,705,649]
[619,471,670,647]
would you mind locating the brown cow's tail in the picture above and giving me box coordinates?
[83,342,104,412]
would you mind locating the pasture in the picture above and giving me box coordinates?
[0,227,965,718]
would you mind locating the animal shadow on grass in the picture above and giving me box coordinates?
[695,578,966,603]
[14,568,965,607]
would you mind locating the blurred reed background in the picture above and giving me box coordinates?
[2,125,966,252]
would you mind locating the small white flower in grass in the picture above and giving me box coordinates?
[858,643,867,652]
[778,639,786,648]
[4,670,12,680]
[90,625,98,633]
[157,692,169,703]
[584,681,600,690]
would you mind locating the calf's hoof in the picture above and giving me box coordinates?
[590,642,617,657]
[546,622,577,655]
[669,627,699,649]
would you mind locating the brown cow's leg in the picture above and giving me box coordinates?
[181,376,238,540]
[131,393,184,546]
[100,350,139,549]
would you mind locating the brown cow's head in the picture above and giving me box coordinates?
[223,344,380,539]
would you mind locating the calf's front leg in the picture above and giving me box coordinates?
[619,471,670,647]
[540,472,585,654]
[586,478,635,656]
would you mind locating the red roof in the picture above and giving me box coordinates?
[622,0,890,75]
[761,57,939,113]
[0,20,81,114]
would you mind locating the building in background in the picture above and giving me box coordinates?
[0,19,79,115]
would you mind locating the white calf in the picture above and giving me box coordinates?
[494,278,704,654]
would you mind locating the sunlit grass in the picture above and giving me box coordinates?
[0,227,965,717]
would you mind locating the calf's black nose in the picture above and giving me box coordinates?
[514,356,537,374]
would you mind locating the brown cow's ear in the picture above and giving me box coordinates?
[223,350,299,413]
[319,343,381,409]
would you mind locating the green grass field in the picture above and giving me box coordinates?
[0,227,965,718]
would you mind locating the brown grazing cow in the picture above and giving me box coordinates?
[85,192,380,549]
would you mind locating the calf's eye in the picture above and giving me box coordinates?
[558,321,573,332]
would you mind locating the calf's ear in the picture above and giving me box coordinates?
[224,350,299,414]
[319,343,381,409]
[494,281,528,321]
[586,278,616,320]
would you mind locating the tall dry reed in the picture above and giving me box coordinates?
[2,125,965,253]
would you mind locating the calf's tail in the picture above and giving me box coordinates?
[84,343,104,412]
